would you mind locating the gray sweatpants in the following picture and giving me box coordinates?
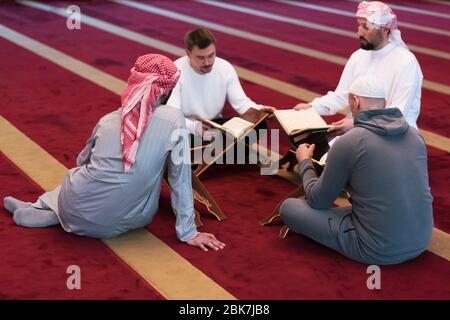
[279,198,373,264]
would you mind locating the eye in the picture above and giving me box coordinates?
[358,24,368,31]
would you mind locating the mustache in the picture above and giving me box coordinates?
[359,36,368,42]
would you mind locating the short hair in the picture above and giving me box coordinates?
[184,27,216,51]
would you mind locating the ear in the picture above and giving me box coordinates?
[350,95,360,114]
[381,27,390,39]
[185,49,191,57]
[353,95,360,109]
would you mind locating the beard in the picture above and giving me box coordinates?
[359,30,383,50]
[200,65,213,74]
[359,36,375,50]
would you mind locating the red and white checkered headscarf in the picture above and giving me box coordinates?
[356,1,407,49]
[120,54,180,172]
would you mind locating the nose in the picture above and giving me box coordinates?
[357,26,365,37]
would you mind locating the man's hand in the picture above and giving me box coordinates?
[194,122,211,136]
[327,118,354,137]
[187,232,226,252]
[195,121,216,141]
[293,103,312,111]
[295,143,315,162]
[260,106,277,114]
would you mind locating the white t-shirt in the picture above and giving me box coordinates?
[167,56,261,133]
[311,42,423,128]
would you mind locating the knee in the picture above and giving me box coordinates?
[279,198,296,218]
[279,198,308,225]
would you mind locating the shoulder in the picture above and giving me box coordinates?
[348,49,365,61]
[327,127,369,168]
[97,109,121,132]
[174,56,189,69]
[389,45,419,67]
[334,127,366,150]
[174,57,192,82]
[214,57,235,73]
[210,57,237,83]
[343,49,365,69]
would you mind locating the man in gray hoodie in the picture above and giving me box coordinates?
[280,75,433,265]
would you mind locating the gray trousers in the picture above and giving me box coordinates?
[279,198,372,264]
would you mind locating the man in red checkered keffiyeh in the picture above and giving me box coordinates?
[120,54,180,172]
[3,53,226,251]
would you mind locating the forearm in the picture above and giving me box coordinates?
[299,157,344,210]
[310,91,348,116]
[168,128,198,242]
[299,159,321,205]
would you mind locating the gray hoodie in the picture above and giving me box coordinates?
[300,108,433,264]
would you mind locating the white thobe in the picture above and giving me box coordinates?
[38,106,198,240]
[310,42,423,128]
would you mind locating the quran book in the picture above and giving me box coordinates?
[275,108,331,159]
[221,117,254,138]
[312,152,328,166]
[193,116,254,139]
[274,108,331,140]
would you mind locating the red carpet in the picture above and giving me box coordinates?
[0,0,449,299]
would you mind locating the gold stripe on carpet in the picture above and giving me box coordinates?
[425,0,450,6]
[0,24,125,95]
[0,117,67,191]
[104,229,235,300]
[428,229,450,262]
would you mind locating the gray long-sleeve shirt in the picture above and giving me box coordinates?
[299,108,433,261]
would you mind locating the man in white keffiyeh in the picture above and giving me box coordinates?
[294,1,423,135]
[355,1,407,49]
[3,53,225,251]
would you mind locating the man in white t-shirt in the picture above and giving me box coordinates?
[167,27,275,141]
